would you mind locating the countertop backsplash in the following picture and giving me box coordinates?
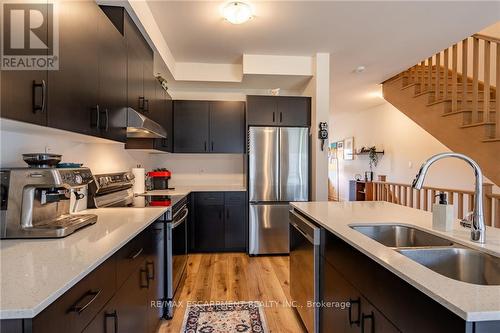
[0,126,152,173]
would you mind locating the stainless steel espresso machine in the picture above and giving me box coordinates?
[0,168,97,239]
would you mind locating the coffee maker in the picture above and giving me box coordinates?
[0,168,97,239]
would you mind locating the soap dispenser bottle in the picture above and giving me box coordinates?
[432,192,454,231]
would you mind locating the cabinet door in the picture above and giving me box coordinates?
[360,299,400,333]
[83,265,149,333]
[321,262,362,333]
[276,96,311,126]
[113,264,149,333]
[125,14,144,112]
[209,101,245,153]
[246,95,277,126]
[173,101,210,153]
[1,2,48,126]
[224,192,246,250]
[82,302,117,333]
[142,59,155,116]
[97,8,127,142]
[48,0,99,135]
[145,223,164,332]
[154,93,173,152]
[193,192,225,251]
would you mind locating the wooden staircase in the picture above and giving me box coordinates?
[383,34,500,186]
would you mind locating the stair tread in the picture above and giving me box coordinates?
[482,138,500,143]
[461,121,495,128]
[442,110,497,117]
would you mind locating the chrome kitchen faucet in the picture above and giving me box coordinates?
[411,152,486,243]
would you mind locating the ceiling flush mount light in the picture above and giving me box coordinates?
[353,66,366,73]
[222,1,253,24]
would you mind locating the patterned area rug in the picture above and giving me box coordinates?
[181,301,268,333]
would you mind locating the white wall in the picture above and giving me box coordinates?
[304,53,330,201]
[330,101,498,201]
[149,153,245,187]
[0,126,151,174]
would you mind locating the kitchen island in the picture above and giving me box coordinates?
[291,201,500,332]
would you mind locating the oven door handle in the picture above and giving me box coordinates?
[171,208,188,229]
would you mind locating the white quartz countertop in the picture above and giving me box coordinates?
[145,184,246,196]
[0,207,169,319]
[291,201,500,322]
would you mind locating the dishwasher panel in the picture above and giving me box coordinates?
[289,209,323,333]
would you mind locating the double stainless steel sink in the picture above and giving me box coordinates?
[350,224,500,286]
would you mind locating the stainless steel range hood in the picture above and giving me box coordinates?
[126,108,166,138]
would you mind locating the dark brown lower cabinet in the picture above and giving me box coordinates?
[190,191,246,253]
[83,264,149,333]
[0,224,162,333]
[321,231,500,333]
[322,261,399,333]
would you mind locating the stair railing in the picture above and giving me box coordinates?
[403,34,499,137]
[368,181,499,228]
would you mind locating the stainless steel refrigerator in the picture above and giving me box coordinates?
[248,126,309,255]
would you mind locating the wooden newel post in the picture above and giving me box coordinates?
[482,183,493,226]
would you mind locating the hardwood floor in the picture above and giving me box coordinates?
[158,253,306,333]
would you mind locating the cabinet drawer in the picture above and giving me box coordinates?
[32,256,116,333]
[195,192,224,206]
[224,191,246,205]
[115,230,148,288]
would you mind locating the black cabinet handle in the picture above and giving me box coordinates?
[104,310,118,333]
[128,247,143,260]
[146,260,155,280]
[98,109,108,130]
[219,210,223,220]
[361,311,375,333]
[91,105,100,129]
[348,298,361,326]
[32,80,46,113]
[204,141,207,152]
[68,290,101,314]
[140,267,149,289]
[144,99,149,112]
[272,112,275,123]
[138,96,145,110]
[279,111,283,123]
[211,141,214,151]
[105,109,109,131]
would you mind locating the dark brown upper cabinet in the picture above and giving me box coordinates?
[173,100,245,153]
[96,7,127,142]
[1,2,130,143]
[210,101,245,153]
[246,95,311,127]
[173,101,210,153]
[48,0,100,136]
[121,10,154,115]
[1,2,49,126]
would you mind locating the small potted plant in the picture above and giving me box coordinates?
[366,146,379,181]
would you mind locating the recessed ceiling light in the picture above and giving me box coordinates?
[222,1,253,24]
[353,66,366,73]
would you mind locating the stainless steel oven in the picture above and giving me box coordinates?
[289,208,323,333]
[165,203,189,319]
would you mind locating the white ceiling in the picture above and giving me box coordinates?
[146,0,500,112]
